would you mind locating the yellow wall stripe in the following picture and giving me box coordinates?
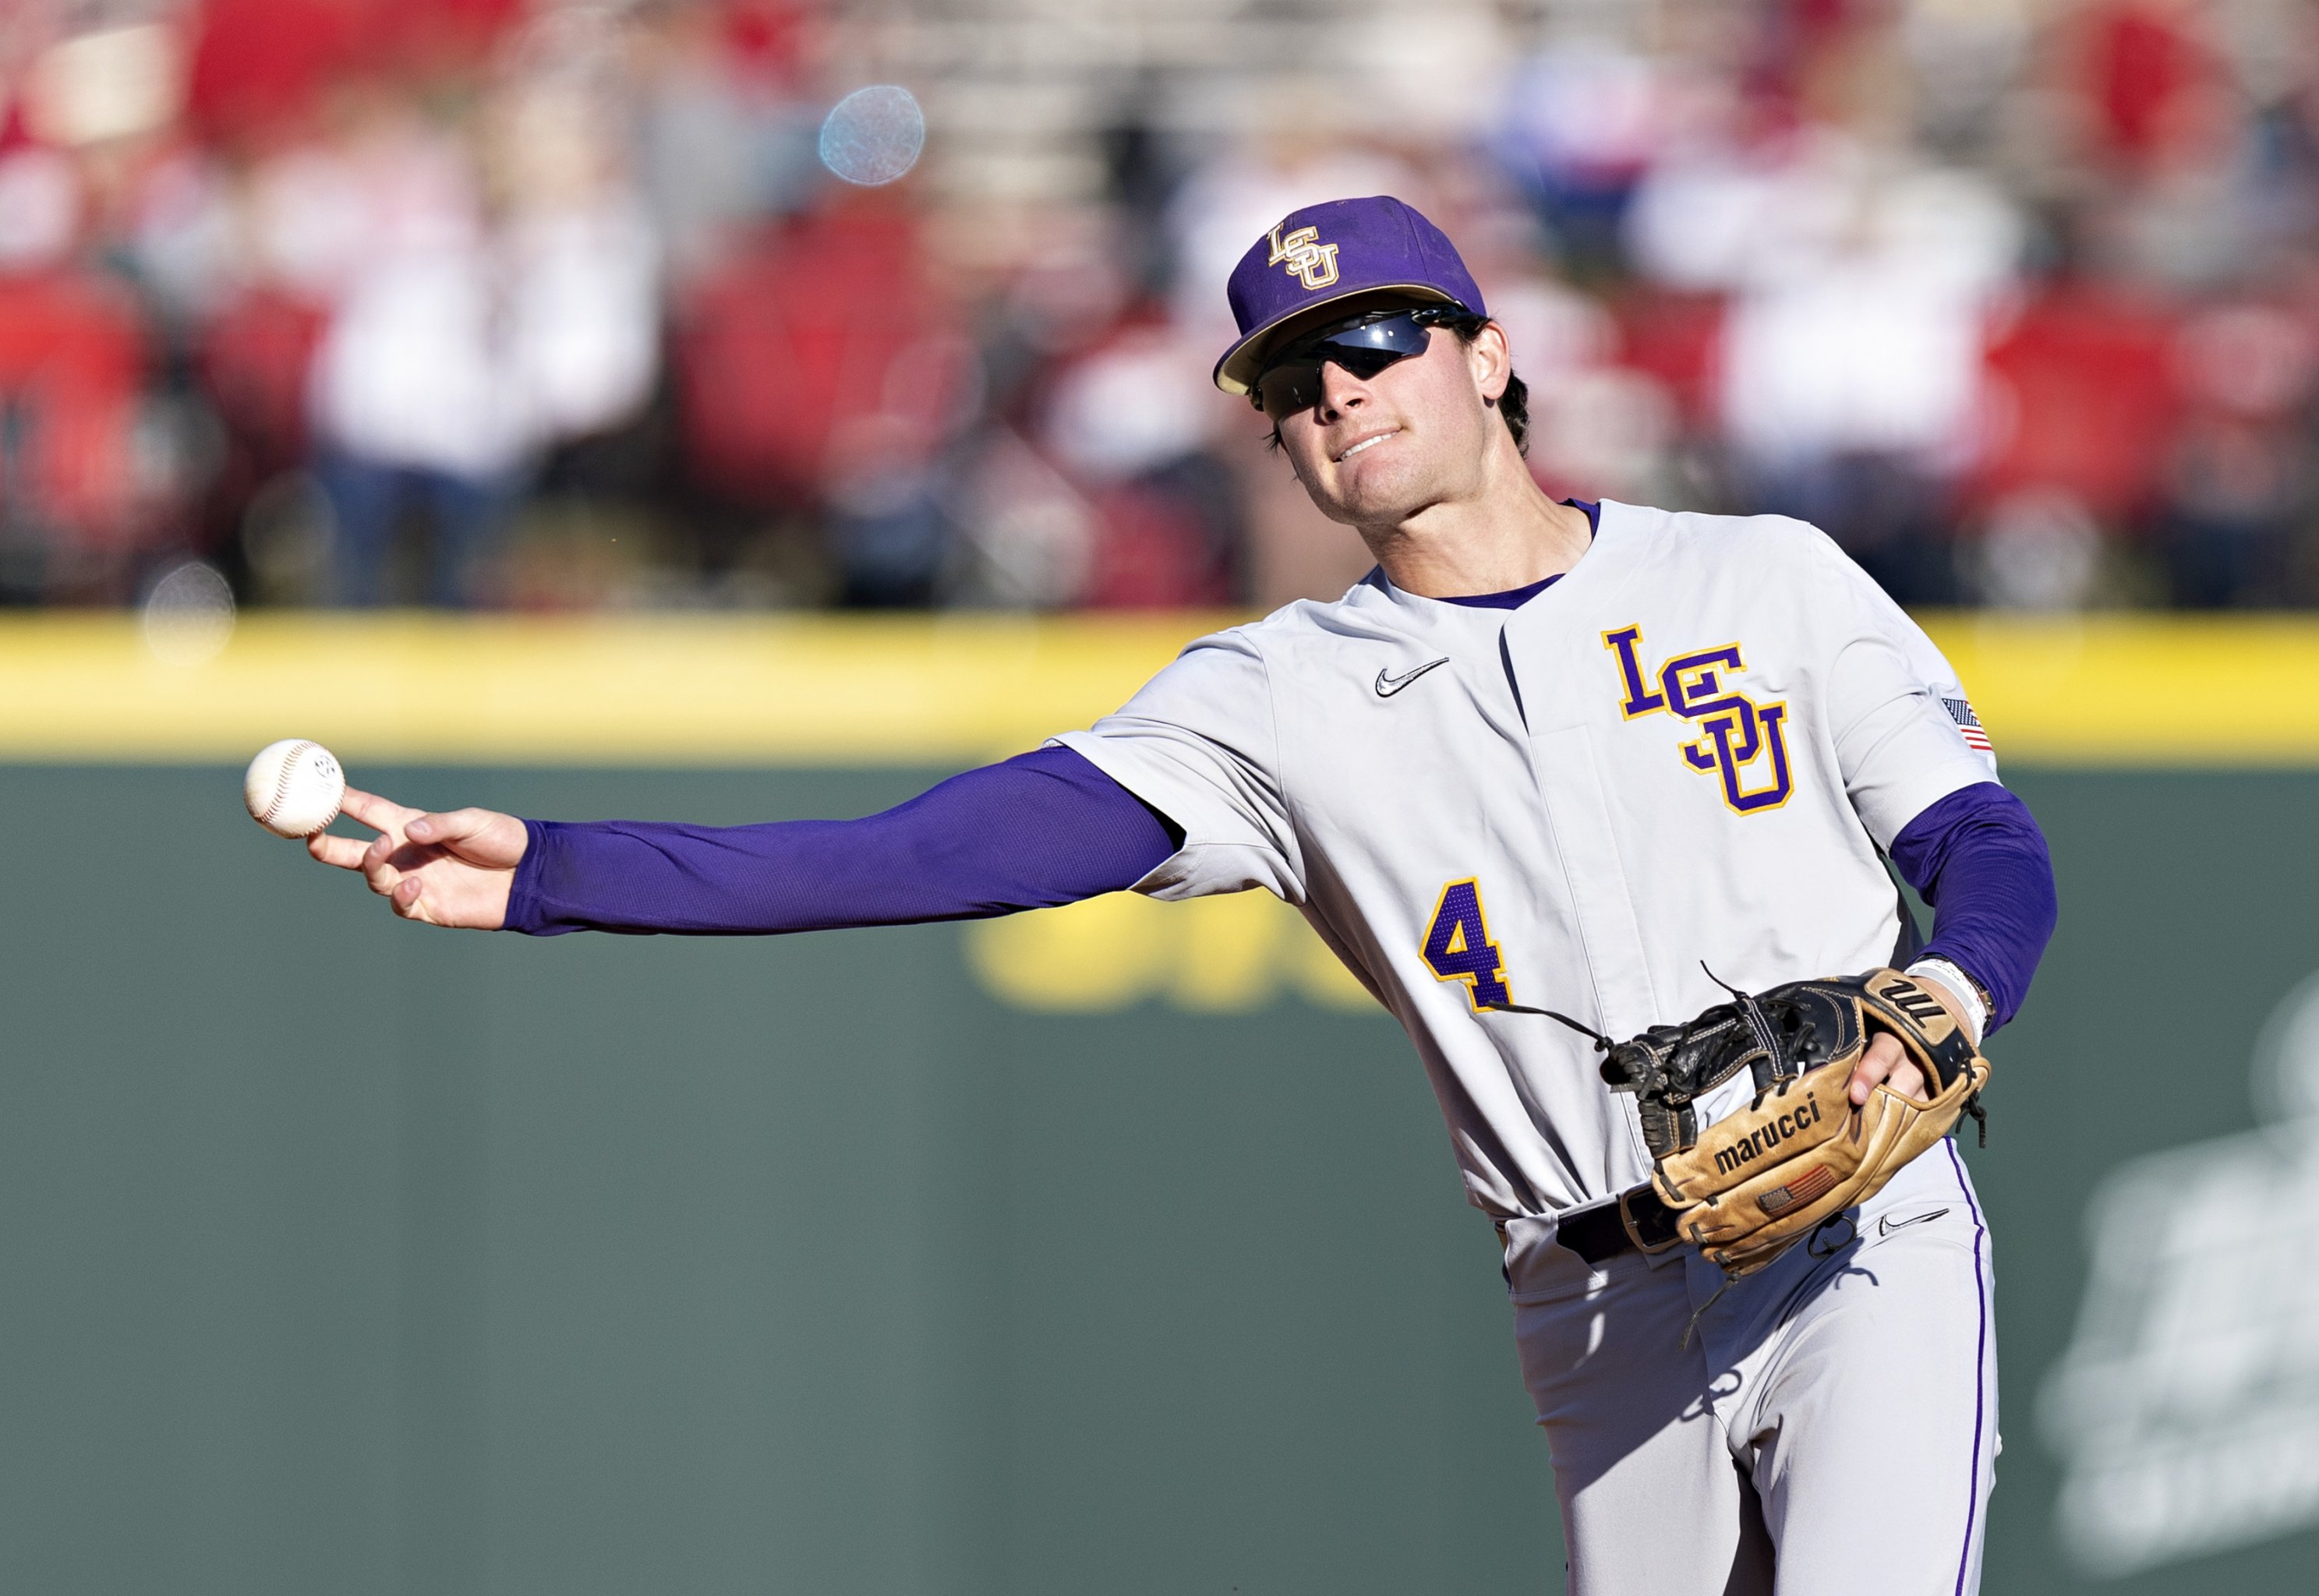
[1932,615,2318,765]
[0,613,1216,765]
[2,612,2315,765]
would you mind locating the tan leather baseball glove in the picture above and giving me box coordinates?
[1589,969,1991,1279]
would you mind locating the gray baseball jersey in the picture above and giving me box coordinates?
[1055,498,1999,1220]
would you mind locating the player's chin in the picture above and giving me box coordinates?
[1286,453,1421,528]
[1316,467,1430,526]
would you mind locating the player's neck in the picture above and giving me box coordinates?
[1364,450,1591,599]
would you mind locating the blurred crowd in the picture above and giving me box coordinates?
[8,0,2319,613]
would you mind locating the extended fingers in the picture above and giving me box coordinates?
[310,789,429,877]
[307,831,371,870]
[308,789,414,877]
[339,788,422,839]
[302,788,500,927]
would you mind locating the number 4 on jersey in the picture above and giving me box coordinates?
[1422,879,1512,1010]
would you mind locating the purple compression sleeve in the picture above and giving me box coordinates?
[504,744,1181,936]
[1886,782,2057,1033]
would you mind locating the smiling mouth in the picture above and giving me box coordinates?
[1335,430,1397,462]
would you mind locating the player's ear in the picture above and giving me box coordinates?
[1467,321,1512,406]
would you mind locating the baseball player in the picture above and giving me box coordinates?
[309,196,2057,1594]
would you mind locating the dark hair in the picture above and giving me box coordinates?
[1264,312,1529,455]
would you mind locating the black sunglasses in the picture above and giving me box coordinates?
[1250,306,1476,415]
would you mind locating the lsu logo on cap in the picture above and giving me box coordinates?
[1267,223,1341,291]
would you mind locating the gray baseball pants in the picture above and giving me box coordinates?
[1501,1145,1996,1595]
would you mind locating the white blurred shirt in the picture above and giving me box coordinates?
[1627,133,2021,468]
[301,124,660,478]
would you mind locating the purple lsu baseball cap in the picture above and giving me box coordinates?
[1213,196,1486,396]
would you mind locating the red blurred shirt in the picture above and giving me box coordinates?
[0,269,149,540]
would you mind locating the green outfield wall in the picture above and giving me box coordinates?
[5,618,2317,1595]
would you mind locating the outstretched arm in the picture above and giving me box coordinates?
[306,746,1182,934]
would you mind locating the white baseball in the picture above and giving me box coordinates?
[244,739,346,839]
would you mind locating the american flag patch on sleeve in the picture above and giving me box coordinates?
[1942,696,1993,754]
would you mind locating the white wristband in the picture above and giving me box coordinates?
[1905,957,1988,1047]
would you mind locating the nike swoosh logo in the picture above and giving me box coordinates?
[1375,658,1451,697]
[1878,1208,1949,1237]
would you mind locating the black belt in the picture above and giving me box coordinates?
[1554,1185,1688,1265]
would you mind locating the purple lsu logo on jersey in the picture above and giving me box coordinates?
[1603,625,1794,815]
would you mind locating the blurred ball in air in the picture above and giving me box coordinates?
[818,87,924,187]
[141,560,235,666]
